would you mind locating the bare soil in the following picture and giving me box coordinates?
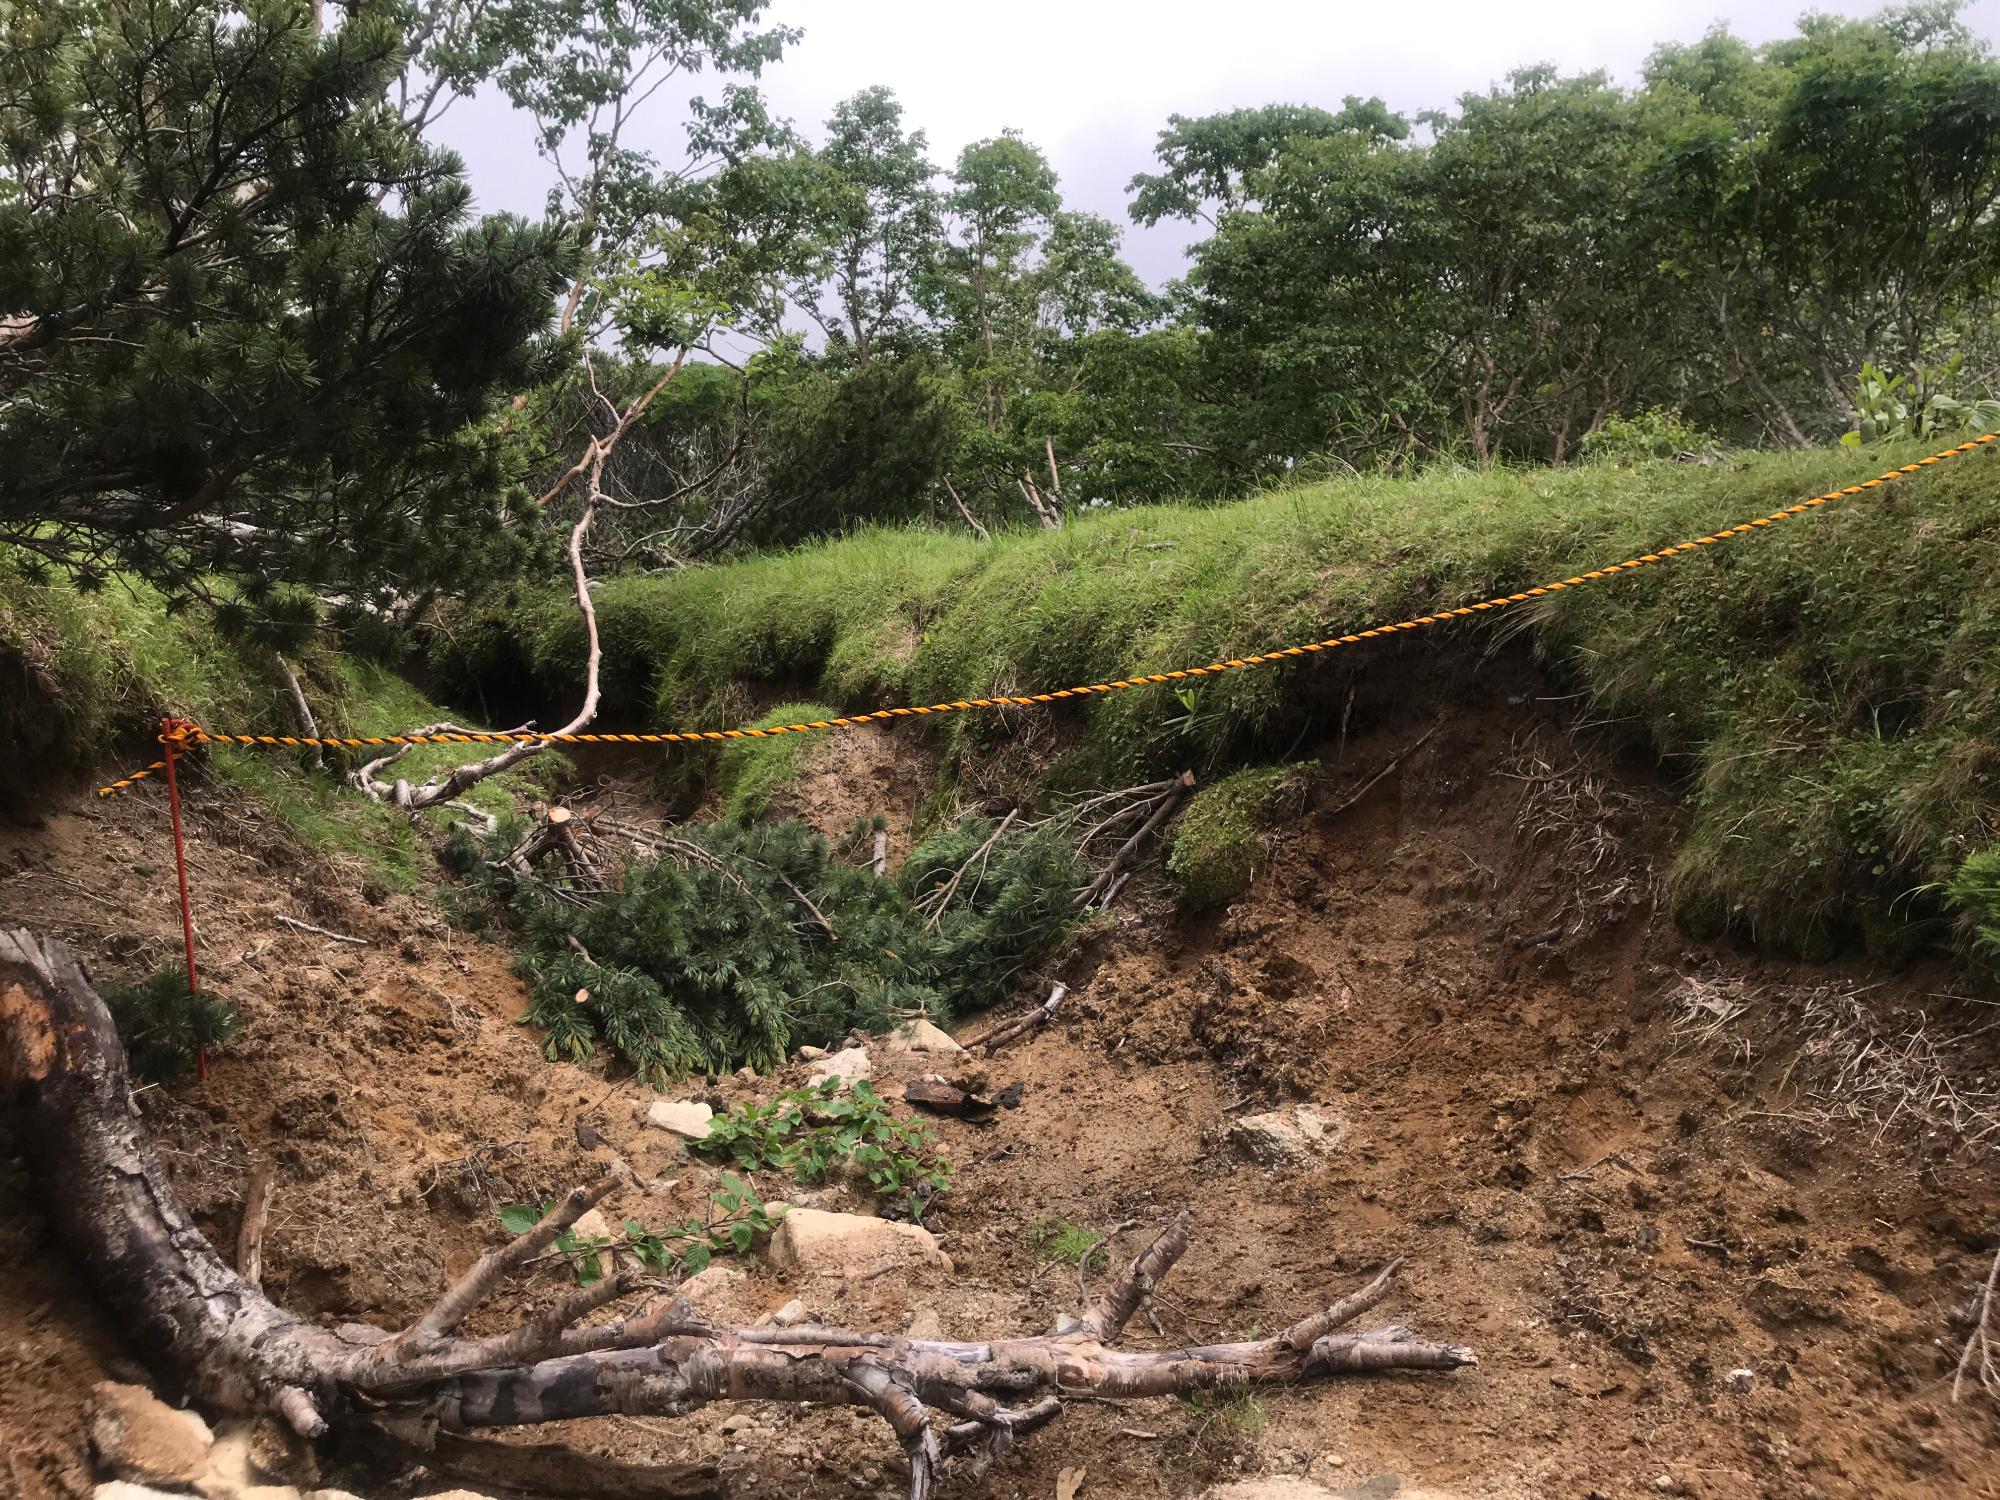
[4,674,1999,1500]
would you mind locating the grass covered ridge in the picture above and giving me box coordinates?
[432,443,2000,956]
[0,565,556,887]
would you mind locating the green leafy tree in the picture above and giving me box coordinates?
[928,132,1061,431]
[1127,98,1406,226]
[1642,6,2000,442]
[794,87,942,366]
[0,0,573,618]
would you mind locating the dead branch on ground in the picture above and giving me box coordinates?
[1952,1242,2000,1405]
[0,929,1474,1500]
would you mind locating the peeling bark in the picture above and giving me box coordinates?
[1,929,1476,1498]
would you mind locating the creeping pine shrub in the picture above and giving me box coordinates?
[1947,848,2000,957]
[100,967,240,1083]
[444,813,1079,1085]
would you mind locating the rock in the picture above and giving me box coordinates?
[1196,1481,1336,1499]
[905,1304,945,1340]
[796,1045,829,1062]
[571,1208,612,1240]
[762,1298,806,1328]
[91,1382,212,1488]
[677,1262,749,1310]
[735,1067,758,1082]
[96,1485,198,1500]
[768,1207,949,1277]
[1723,1367,1755,1393]
[885,1018,963,1056]
[1229,1105,1342,1167]
[645,1099,715,1141]
[306,1492,370,1500]
[419,1491,506,1500]
[198,1417,316,1498]
[719,1413,755,1435]
[806,1046,872,1085]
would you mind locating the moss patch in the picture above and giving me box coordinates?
[1167,764,1305,908]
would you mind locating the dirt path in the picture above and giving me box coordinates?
[3,687,1998,1499]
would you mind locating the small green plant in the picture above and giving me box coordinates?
[698,1078,952,1220]
[1179,1388,1269,1442]
[1945,847,2000,957]
[498,1172,783,1285]
[1027,1218,1108,1271]
[100,967,240,1084]
[1843,358,2000,447]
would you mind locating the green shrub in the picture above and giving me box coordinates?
[100,967,240,1084]
[1167,764,1304,908]
[451,812,1080,1083]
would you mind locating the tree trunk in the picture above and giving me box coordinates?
[0,929,1475,1498]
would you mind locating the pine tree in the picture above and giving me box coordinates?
[0,0,575,619]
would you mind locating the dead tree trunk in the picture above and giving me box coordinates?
[0,929,1475,1498]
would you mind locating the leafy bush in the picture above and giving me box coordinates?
[1580,407,1719,463]
[100,967,240,1083]
[1843,359,2000,447]
[448,812,1079,1084]
[699,1078,952,1220]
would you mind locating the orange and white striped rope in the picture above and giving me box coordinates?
[95,434,1998,800]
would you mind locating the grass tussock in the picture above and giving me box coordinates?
[431,443,2000,956]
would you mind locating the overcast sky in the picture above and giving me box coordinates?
[434,0,2000,290]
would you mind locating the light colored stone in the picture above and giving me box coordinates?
[96,1485,194,1500]
[762,1298,806,1328]
[306,1491,370,1500]
[796,1045,829,1062]
[806,1046,872,1085]
[1723,1367,1755,1393]
[571,1208,612,1240]
[768,1207,948,1277]
[904,1304,945,1341]
[420,1491,506,1500]
[91,1382,212,1488]
[645,1099,714,1141]
[885,1018,963,1057]
[1197,1481,1335,1500]
[1228,1105,1342,1167]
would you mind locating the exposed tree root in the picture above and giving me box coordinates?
[0,928,1476,1498]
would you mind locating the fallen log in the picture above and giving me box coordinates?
[0,928,1475,1499]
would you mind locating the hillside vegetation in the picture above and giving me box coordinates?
[431,442,2000,956]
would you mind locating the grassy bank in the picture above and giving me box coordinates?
[0,568,553,887]
[431,442,2000,956]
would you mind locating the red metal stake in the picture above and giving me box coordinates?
[159,719,206,1083]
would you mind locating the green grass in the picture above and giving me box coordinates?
[431,441,2000,956]
[1028,1218,1110,1271]
[716,702,843,820]
[0,563,554,888]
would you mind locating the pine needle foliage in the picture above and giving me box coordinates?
[443,813,1079,1084]
[100,967,240,1084]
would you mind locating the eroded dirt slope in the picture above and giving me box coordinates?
[3,675,1998,1500]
